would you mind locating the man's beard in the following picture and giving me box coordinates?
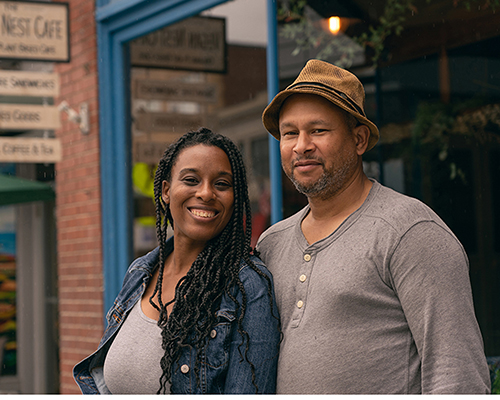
[290,166,330,196]
[284,154,357,200]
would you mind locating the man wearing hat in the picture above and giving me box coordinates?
[256,59,490,394]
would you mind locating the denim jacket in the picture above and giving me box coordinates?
[73,239,280,394]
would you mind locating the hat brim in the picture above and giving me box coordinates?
[262,87,380,151]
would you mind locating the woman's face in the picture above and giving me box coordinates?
[162,144,235,248]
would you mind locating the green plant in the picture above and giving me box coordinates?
[412,99,500,182]
[492,368,500,394]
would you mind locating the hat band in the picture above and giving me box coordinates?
[288,81,366,118]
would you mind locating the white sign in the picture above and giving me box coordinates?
[0,1,69,62]
[130,16,226,72]
[0,137,61,162]
[0,70,59,97]
[0,104,60,130]
[135,79,218,103]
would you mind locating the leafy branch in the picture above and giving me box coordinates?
[278,0,499,67]
[412,99,500,181]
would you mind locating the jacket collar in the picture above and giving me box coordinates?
[129,236,174,274]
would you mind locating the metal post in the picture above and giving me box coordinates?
[266,0,283,224]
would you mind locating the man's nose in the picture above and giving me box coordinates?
[293,132,314,155]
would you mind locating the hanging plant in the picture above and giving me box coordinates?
[412,99,500,182]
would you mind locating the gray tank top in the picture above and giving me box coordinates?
[103,299,170,394]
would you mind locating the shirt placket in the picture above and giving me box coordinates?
[290,250,314,328]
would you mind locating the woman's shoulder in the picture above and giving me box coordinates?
[239,254,271,275]
[128,247,160,273]
[114,247,160,304]
[237,255,275,293]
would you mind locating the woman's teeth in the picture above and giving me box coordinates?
[191,209,215,218]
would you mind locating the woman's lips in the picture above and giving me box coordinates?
[189,208,218,218]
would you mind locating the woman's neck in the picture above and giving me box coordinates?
[166,236,206,275]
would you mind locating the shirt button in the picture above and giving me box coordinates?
[304,254,311,262]
[210,329,217,339]
[297,300,304,308]
[299,274,307,282]
[181,364,190,374]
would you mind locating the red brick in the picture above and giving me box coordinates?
[53,0,106,392]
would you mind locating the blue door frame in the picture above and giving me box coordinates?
[95,0,282,314]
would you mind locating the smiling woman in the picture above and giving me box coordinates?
[73,128,280,394]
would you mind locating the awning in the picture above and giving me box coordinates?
[0,174,55,206]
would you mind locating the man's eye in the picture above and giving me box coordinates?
[281,131,297,137]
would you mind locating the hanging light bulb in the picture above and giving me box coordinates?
[328,16,341,34]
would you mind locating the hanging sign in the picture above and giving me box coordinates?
[0,1,70,62]
[134,139,179,164]
[130,16,226,73]
[135,79,218,103]
[135,112,204,133]
[0,70,59,97]
[0,137,61,162]
[0,104,60,130]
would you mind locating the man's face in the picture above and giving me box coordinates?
[278,94,361,200]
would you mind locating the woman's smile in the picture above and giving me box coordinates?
[188,207,218,219]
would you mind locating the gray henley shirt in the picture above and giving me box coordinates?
[257,180,490,394]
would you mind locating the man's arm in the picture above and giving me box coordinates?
[389,220,490,394]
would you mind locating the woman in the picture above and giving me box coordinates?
[73,128,280,394]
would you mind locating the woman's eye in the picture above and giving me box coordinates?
[215,181,232,189]
[183,177,198,185]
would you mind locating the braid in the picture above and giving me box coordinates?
[151,128,277,394]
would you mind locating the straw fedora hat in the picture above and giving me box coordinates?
[262,59,380,151]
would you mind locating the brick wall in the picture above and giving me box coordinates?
[54,0,103,394]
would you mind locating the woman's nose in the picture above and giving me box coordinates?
[196,182,215,201]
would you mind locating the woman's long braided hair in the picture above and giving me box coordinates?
[151,127,276,393]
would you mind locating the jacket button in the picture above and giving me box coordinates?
[210,329,217,339]
[181,364,190,374]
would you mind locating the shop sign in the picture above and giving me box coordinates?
[135,79,218,103]
[135,112,204,133]
[0,70,59,97]
[134,139,180,164]
[130,16,226,73]
[0,104,60,130]
[0,1,69,62]
[0,137,61,162]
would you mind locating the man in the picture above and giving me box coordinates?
[257,59,490,394]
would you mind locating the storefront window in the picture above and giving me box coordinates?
[129,0,271,257]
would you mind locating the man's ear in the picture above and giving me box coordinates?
[162,181,170,205]
[353,125,370,156]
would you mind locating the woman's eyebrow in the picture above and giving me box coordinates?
[178,168,198,175]
[178,168,233,178]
